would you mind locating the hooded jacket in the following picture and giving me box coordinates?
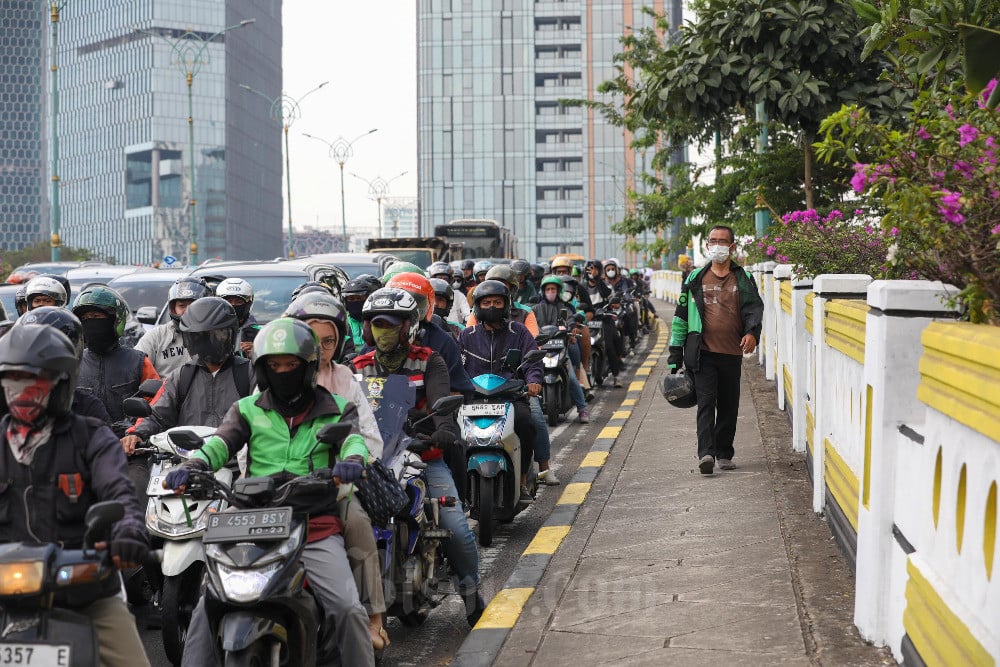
[77,344,159,435]
[458,320,543,387]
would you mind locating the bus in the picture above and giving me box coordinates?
[434,219,517,259]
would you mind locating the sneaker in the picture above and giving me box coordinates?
[699,455,715,475]
[466,592,487,627]
[585,391,595,403]
[538,469,561,485]
[519,485,535,503]
[718,458,736,470]
[577,409,590,424]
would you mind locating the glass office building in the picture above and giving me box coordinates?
[417,0,667,262]
[56,0,282,265]
[0,2,46,251]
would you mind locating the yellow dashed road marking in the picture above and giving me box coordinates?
[628,380,646,392]
[557,482,591,505]
[597,425,621,439]
[474,588,535,629]
[523,525,572,555]
[581,451,609,467]
[621,398,636,406]
[612,410,631,420]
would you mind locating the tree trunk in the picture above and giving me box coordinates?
[803,131,815,210]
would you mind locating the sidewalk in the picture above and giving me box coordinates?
[457,313,892,666]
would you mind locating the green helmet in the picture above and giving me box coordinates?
[71,285,129,337]
[540,275,564,290]
[251,318,320,396]
[382,261,426,283]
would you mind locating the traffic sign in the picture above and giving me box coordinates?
[163,255,177,266]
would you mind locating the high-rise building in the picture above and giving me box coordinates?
[417,1,667,262]
[56,1,282,265]
[383,196,419,238]
[1,2,46,251]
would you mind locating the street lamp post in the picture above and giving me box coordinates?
[134,18,255,266]
[240,82,329,258]
[350,171,408,238]
[47,1,68,261]
[302,129,378,249]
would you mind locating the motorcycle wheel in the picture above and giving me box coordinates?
[399,609,429,627]
[161,563,203,666]
[543,385,560,426]
[478,476,495,547]
[223,641,270,667]
[592,350,605,386]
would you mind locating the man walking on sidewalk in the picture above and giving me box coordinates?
[668,225,763,474]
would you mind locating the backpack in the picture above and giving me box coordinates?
[175,357,254,405]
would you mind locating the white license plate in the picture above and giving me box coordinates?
[460,404,506,417]
[146,475,174,496]
[0,643,70,666]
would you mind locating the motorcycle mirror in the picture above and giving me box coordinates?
[135,378,163,398]
[169,429,204,450]
[83,501,124,547]
[317,422,354,446]
[430,395,464,417]
[534,333,552,346]
[122,396,152,418]
[135,306,158,325]
[501,349,521,371]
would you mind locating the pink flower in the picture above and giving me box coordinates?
[979,80,998,109]
[991,224,1000,235]
[958,124,979,147]
[953,160,975,180]
[916,127,931,140]
[854,209,864,216]
[937,190,965,226]
[766,245,776,256]
[890,227,899,237]
[776,255,788,263]
[851,163,869,193]
[945,103,955,120]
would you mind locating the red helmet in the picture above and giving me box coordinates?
[386,272,435,322]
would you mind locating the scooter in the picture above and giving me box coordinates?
[0,501,125,667]
[536,325,573,426]
[588,307,612,387]
[358,374,465,626]
[462,349,545,547]
[182,422,358,666]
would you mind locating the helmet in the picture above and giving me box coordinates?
[382,261,426,283]
[342,274,382,298]
[629,267,642,277]
[290,280,335,300]
[550,256,574,272]
[510,260,531,280]
[167,278,212,322]
[427,262,453,280]
[71,285,129,337]
[661,372,697,409]
[16,307,84,358]
[485,264,517,291]
[472,260,493,277]
[428,278,454,318]
[215,277,255,324]
[283,292,349,360]
[385,272,435,322]
[530,263,545,281]
[25,276,68,310]
[14,286,27,316]
[252,318,320,397]
[605,257,621,269]
[0,324,79,418]
[178,297,238,366]
[362,287,421,347]
[472,280,511,322]
[459,259,475,273]
[540,275,564,291]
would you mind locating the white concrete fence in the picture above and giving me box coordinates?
[655,266,1000,666]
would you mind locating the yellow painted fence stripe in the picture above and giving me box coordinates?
[824,299,868,365]
[824,438,860,531]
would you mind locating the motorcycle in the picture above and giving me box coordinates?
[462,349,546,547]
[536,325,573,426]
[588,306,615,387]
[0,501,125,667]
[181,422,357,666]
[358,374,465,626]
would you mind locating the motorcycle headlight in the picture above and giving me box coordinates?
[147,497,223,538]
[0,562,44,596]
[216,561,282,603]
[543,355,559,369]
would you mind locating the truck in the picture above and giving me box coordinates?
[365,237,464,269]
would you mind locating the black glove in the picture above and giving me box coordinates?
[332,459,364,483]
[667,346,684,371]
[430,428,457,450]
[164,457,210,491]
[110,536,149,569]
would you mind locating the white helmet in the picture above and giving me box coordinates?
[215,277,254,324]
[25,276,68,309]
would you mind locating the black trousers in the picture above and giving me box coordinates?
[603,319,624,374]
[512,399,536,472]
[692,352,743,460]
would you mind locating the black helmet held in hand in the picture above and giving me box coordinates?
[179,297,239,366]
[661,371,697,409]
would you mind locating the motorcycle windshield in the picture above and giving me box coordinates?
[471,374,524,397]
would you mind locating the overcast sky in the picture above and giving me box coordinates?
[281,2,417,236]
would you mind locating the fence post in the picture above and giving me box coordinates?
[760,261,777,379]
[774,265,793,410]
[790,275,813,452]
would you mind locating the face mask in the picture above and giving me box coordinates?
[605,269,617,279]
[371,324,402,353]
[478,306,506,324]
[434,306,450,320]
[560,290,574,304]
[2,376,53,424]
[707,244,732,263]
[544,288,560,303]
[345,300,365,320]
[264,365,311,416]
[81,318,118,353]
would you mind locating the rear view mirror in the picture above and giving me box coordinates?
[501,349,521,372]
[135,306,158,324]
[136,379,162,398]
[430,395,464,416]
[84,501,124,547]
[122,397,152,418]
[523,349,545,365]
[168,429,204,450]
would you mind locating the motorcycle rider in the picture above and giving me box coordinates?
[282,291,390,650]
[430,278,465,340]
[458,280,545,496]
[465,265,540,336]
[429,262,470,323]
[13,285,27,317]
[0,324,151,666]
[604,257,640,352]
[214,277,258,357]
[351,287,486,626]
[342,274,383,352]
[577,259,624,387]
[135,277,212,375]
[457,259,476,295]
[510,259,536,304]
[24,275,68,310]
[120,297,255,451]
[532,276,589,424]
[166,318,375,667]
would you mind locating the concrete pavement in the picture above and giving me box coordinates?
[457,307,893,666]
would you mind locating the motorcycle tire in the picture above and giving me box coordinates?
[223,641,271,667]
[543,385,560,427]
[592,351,605,386]
[399,609,429,627]
[478,476,496,547]
[162,564,204,666]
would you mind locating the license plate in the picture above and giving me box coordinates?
[460,403,506,417]
[146,475,174,497]
[543,340,564,349]
[203,507,292,544]
[0,644,70,666]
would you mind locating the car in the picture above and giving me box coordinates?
[106,267,191,329]
[0,284,20,321]
[178,259,349,325]
[7,260,110,284]
[65,265,143,299]
[294,252,397,279]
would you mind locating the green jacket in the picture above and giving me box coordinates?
[348,316,365,350]
[194,387,367,476]
[669,263,763,371]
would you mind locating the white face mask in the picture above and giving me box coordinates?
[706,245,732,263]
[605,269,617,279]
